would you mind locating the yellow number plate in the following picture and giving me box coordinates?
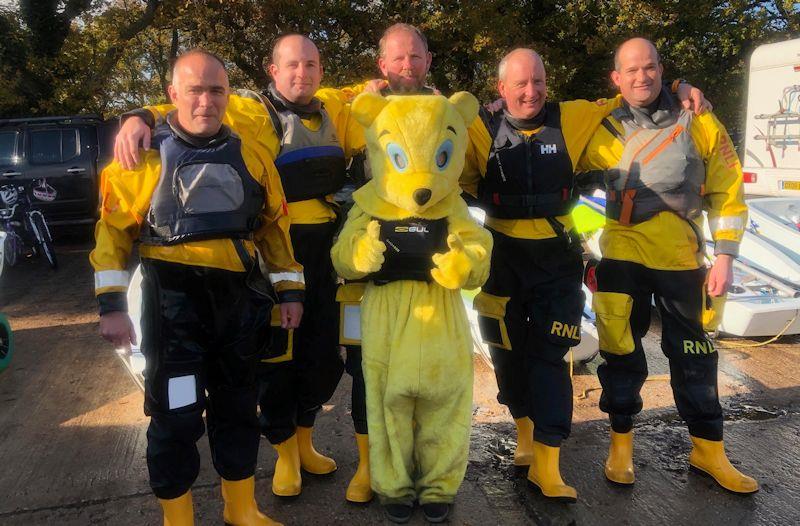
[781,180,800,190]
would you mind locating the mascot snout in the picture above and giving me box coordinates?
[413,188,432,206]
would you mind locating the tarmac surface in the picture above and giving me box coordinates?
[0,232,798,525]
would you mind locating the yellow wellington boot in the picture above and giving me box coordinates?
[526,441,577,502]
[272,434,302,496]
[605,430,635,485]
[297,425,337,475]
[688,436,759,494]
[513,417,535,466]
[159,491,194,526]
[345,433,373,503]
[222,477,283,526]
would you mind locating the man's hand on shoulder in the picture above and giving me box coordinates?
[676,82,713,115]
[114,116,151,170]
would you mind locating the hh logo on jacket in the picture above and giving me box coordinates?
[540,144,557,155]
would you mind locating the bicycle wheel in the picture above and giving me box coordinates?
[0,314,12,372]
[3,232,17,268]
[29,213,57,269]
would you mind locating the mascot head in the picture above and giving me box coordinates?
[351,92,479,214]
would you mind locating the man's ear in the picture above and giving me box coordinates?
[268,63,278,80]
[351,92,390,128]
[610,70,621,90]
[449,91,479,126]
[167,84,178,104]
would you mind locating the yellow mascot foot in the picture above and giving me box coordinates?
[688,436,758,494]
[272,435,302,497]
[222,477,283,526]
[345,433,374,503]
[605,430,635,485]
[513,417,535,466]
[297,425,338,475]
[526,441,577,502]
[159,491,194,526]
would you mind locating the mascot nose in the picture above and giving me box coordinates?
[413,188,432,206]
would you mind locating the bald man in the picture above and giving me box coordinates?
[578,37,756,495]
[92,49,304,525]
[461,47,708,502]
[111,34,365,499]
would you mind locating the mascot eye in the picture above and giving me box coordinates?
[387,143,409,172]
[435,140,453,170]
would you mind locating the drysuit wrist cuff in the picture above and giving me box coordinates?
[277,290,305,304]
[98,292,128,315]
[120,108,155,129]
[714,240,739,258]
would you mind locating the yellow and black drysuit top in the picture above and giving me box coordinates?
[461,96,622,238]
[90,98,305,313]
[131,86,366,227]
[577,93,746,270]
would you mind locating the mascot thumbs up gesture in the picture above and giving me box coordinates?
[331,92,492,523]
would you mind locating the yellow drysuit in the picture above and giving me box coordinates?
[331,93,492,504]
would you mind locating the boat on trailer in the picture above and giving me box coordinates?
[584,193,800,338]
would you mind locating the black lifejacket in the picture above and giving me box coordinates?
[263,92,347,203]
[478,102,575,219]
[141,120,264,246]
[369,217,448,284]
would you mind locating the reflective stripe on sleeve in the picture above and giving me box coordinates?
[269,272,305,284]
[708,215,744,234]
[94,270,129,290]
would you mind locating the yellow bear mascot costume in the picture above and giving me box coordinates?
[331,92,492,522]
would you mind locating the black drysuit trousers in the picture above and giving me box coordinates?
[480,229,585,447]
[140,258,272,499]
[258,221,345,444]
[594,258,723,440]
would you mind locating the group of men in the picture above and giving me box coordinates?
[93,21,756,526]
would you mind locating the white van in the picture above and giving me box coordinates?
[742,38,800,196]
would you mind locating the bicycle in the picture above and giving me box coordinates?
[0,178,58,276]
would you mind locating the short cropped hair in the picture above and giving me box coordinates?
[171,48,227,80]
[271,33,315,65]
[378,23,429,57]
[613,38,660,71]
[497,48,541,81]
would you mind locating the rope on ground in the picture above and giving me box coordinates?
[713,311,798,349]
[573,374,672,401]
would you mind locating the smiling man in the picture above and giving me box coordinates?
[578,37,755,495]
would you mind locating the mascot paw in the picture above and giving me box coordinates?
[354,220,387,274]
[431,233,473,290]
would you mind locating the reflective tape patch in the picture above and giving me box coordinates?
[168,375,197,409]
[342,304,361,341]
[708,216,744,233]
[269,272,305,284]
[94,270,129,290]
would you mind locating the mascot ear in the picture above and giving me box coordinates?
[352,92,390,128]
[448,91,479,126]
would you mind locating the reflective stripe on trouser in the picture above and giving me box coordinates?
[257,222,344,444]
[594,259,723,441]
[345,346,368,434]
[140,258,270,499]
[362,281,473,505]
[479,228,584,447]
